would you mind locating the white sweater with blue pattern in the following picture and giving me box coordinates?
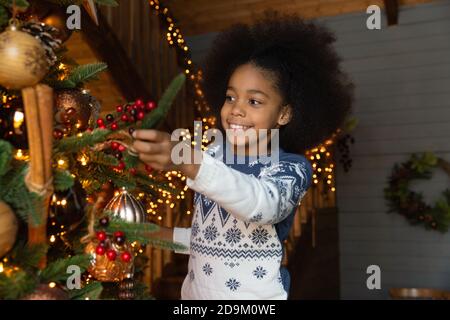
[173,142,312,300]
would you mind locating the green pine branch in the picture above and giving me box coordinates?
[39,254,90,283]
[0,0,29,9]
[55,128,111,153]
[0,139,12,176]
[0,162,42,225]
[53,169,75,191]
[96,164,136,190]
[69,281,103,300]
[0,270,38,300]
[141,73,186,129]
[56,63,108,89]
[122,151,139,170]
[102,216,187,251]
[10,243,49,270]
[125,73,186,165]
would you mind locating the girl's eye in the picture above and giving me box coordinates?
[249,99,261,106]
[225,95,235,102]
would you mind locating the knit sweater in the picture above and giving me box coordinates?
[173,141,313,299]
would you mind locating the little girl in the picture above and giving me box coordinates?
[132,12,353,300]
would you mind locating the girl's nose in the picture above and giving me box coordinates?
[230,103,245,117]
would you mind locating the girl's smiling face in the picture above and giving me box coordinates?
[220,63,292,153]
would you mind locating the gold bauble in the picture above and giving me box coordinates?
[85,240,134,283]
[0,26,50,89]
[0,201,18,258]
[104,188,147,224]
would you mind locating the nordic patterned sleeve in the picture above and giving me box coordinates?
[173,227,191,255]
[186,152,312,225]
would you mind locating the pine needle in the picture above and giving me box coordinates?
[40,254,90,283]
[55,128,111,153]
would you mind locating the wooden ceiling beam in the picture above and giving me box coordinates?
[384,0,399,25]
[165,0,434,35]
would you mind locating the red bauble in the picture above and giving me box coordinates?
[96,118,104,126]
[111,141,119,150]
[106,114,114,122]
[111,122,119,131]
[106,249,117,261]
[120,114,128,122]
[53,128,63,140]
[145,164,153,174]
[145,101,156,111]
[121,251,132,263]
[96,245,106,255]
[116,105,124,113]
[118,144,126,152]
[129,168,137,175]
[137,111,145,120]
[96,231,107,242]
[114,231,125,238]
[117,161,125,171]
[135,99,144,107]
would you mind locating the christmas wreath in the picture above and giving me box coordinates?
[384,152,450,232]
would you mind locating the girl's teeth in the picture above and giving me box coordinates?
[230,124,250,130]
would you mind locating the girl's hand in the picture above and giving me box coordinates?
[131,129,201,179]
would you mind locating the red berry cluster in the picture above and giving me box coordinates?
[94,216,133,263]
[110,141,127,172]
[95,99,157,132]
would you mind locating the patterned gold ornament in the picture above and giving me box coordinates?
[85,239,134,282]
[0,25,50,89]
[55,89,94,131]
[104,188,147,223]
[0,201,18,258]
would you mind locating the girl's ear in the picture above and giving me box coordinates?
[277,105,293,126]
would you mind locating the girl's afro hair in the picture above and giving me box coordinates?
[202,11,354,154]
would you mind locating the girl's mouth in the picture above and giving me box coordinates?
[228,122,253,131]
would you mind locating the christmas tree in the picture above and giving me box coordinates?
[0,0,186,300]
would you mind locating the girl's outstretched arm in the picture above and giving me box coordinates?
[186,152,312,225]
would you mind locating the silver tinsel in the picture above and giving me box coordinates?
[104,188,146,223]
